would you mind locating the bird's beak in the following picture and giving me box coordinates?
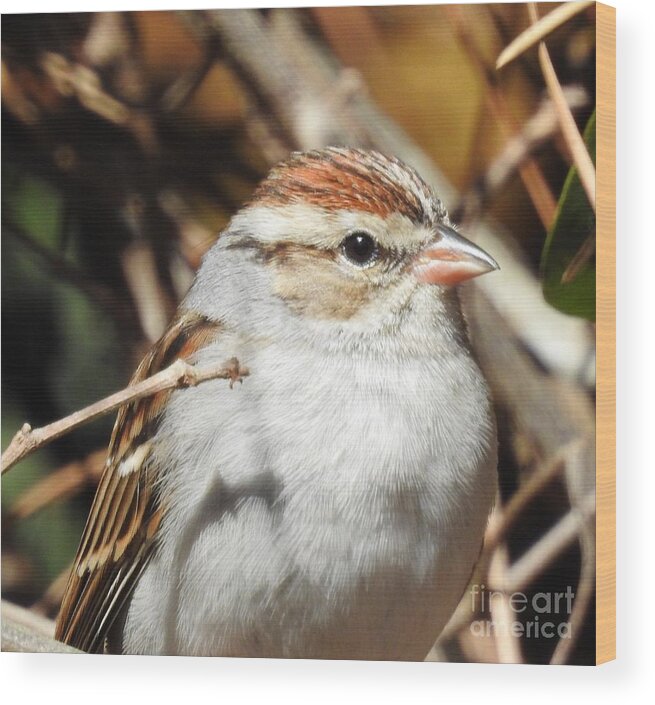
[411,225,500,286]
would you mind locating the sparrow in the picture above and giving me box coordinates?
[55,147,499,660]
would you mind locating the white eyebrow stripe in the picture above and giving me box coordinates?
[230,204,430,251]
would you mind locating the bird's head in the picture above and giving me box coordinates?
[192,148,499,350]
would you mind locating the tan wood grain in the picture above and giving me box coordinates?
[595,1,616,665]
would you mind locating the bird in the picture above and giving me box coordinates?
[55,147,499,660]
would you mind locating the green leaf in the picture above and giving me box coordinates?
[1,167,63,247]
[541,110,596,321]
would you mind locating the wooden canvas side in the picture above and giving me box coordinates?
[595,1,616,665]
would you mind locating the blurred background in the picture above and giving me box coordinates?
[1,3,597,664]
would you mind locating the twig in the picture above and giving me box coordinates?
[41,52,131,126]
[528,3,596,211]
[490,491,595,594]
[121,239,173,343]
[434,439,587,651]
[41,50,160,155]
[561,233,596,284]
[197,10,302,150]
[466,287,595,463]
[244,108,290,166]
[159,48,219,113]
[461,95,493,196]
[483,444,576,554]
[455,86,588,224]
[5,449,105,526]
[445,5,557,229]
[158,190,216,279]
[488,546,524,664]
[550,520,595,664]
[496,1,595,70]
[2,600,81,654]
[1,358,249,476]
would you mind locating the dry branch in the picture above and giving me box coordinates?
[551,520,595,664]
[488,547,524,664]
[42,52,131,126]
[496,1,595,70]
[483,446,571,554]
[466,286,595,469]
[455,86,588,224]
[2,600,81,654]
[6,449,105,525]
[445,5,557,229]
[121,240,174,343]
[437,439,592,655]
[491,491,595,594]
[1,358,249,476]
[528,3,596,210]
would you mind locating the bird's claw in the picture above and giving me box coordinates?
[225,357,249,389]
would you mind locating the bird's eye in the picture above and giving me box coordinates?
[340,232,379,267]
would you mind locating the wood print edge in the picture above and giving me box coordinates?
[595,0,616,666]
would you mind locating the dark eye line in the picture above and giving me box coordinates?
[374,245,404,271]
[226,231,407,272]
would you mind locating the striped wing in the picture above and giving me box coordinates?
[55,312,221,653]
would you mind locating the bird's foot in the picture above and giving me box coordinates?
[224,357,249,388]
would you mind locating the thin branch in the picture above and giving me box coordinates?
[490,491,596,594]
[159,48,219,113]
[561,233,596,284]
[5,449,105,526]
[41,52,131,126]
[121,240,173,343]
[488,546,524,664]
[496,1,595,70]
[41,50,160,155]
[455,86,588,224]
[445,5,557,229]
[550,521,595,664]
[483,443,577,555]
[1,357,249,476]
[528,3,596,211]
[2,600,81,654]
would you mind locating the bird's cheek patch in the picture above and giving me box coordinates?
[271,250,374,320]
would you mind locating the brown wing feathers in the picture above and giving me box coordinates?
[55,312,221,652]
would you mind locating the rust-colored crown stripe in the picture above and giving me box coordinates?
[251,148,430,223]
